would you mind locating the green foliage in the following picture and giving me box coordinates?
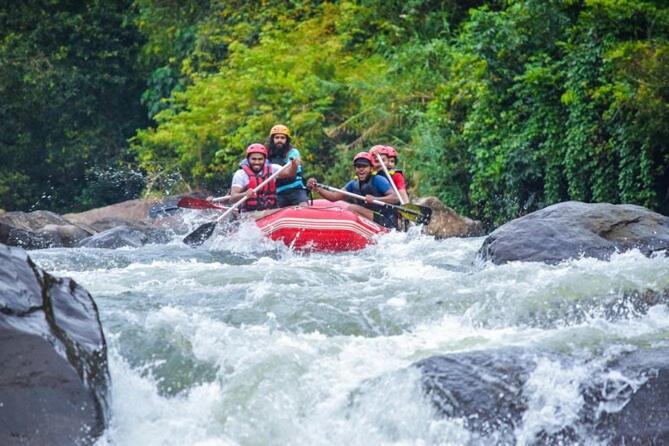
[3,0,668,224]
[133,2,390,193]
[405,0,669,225]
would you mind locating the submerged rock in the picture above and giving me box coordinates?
[0,243,109,445]
[413,196,484,238]
[77,224,170,248]
[479,201,669,264]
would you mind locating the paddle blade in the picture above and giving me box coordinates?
[177,196,227,210]
[149,203,179,218]
[183,221,217,247]
[405,204,432,225]
[393,204,432,225]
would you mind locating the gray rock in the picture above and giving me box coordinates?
[0,210,70,230]
[0,211,93,249]
[478,201,669,264]
[585,347,669,444]
[0,244,108,445]
[64,197,163,228]
[417,347,669,444]
[77,224,170,248]
[416,349,534,444]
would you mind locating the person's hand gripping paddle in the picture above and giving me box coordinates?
[314,183,432,225]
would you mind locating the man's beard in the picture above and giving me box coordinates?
[269,140,287,156]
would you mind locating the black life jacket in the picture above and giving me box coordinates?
[347,176,386,214]
[241,164,277,211]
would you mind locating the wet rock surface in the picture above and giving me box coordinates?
[0,244,109,445]
[77,224,170,248]
[479,201,669,264]
[416,349,531,443]
[0,198,179,249]
[0,210,93,249]
[417,346,669,444]
[585,347,669,445]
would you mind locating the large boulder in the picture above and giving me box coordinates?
[585,347,669,444]
[479,201,669,264]
[64,197,163,228]
[0,209,68,230]
[416,349,532,443]
[417,347,669,444]
[0,244,109,445]
[413,196,484,238]
[0,210,92,249]
[67,197,187,236]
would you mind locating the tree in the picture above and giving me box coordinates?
[0,0,147,212]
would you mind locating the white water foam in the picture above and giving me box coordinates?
[26,232,669,445]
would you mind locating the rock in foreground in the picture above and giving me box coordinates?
[0,244,109,445]
[479,201,669,264]
[417,346,669,444]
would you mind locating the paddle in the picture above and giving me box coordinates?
[183,163,292,246]
[177,195,230,210]
[314,183,432,225]
[374,154,405,205]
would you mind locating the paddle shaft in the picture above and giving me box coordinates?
[212,195,230,202]
[375,154,406,205]
[216,162,292,222]
[314,183,420,216]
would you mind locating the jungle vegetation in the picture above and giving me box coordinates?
[2,0,668,227]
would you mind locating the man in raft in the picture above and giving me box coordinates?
[266,124,309,207]
[229,143,297,211]
[306,152,400,229]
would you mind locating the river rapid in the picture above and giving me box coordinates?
[29,222,669,446]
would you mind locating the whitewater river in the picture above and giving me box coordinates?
[29,222,669,446]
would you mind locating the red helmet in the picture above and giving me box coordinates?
[246,143,268,157]
[368,145,385,156]
[382,145,398,158]
[353,151,374,166]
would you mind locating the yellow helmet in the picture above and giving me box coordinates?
[269,124,291,138]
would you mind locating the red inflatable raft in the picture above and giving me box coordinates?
[252,199,388,252]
